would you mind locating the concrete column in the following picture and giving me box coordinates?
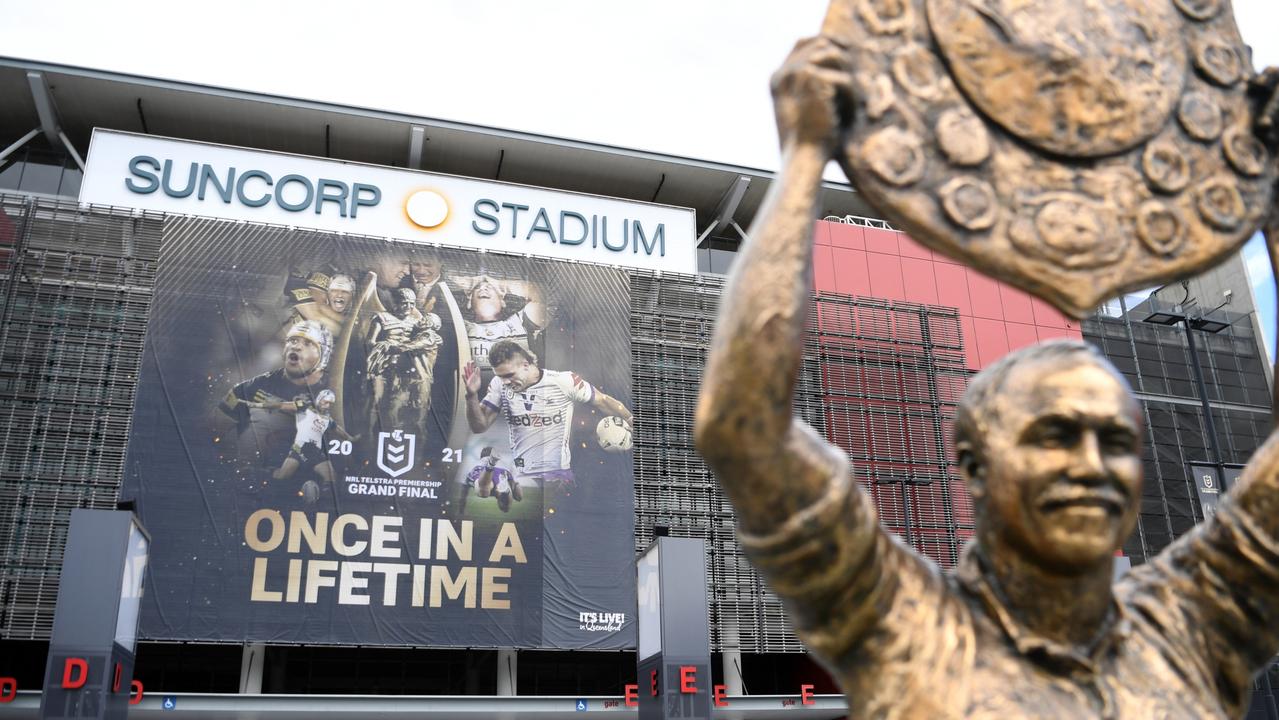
[497,648,518,696]
[239,643,265,694]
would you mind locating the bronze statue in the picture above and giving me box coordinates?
[821,0,1275,318]
[694,3,1279,716]
[366,287,444,433]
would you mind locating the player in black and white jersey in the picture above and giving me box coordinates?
[246,389,358,485]
[463,340,631,486]
[219,320,334,466]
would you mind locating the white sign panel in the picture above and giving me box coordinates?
[80,130,698,274]
[637,543,662,661]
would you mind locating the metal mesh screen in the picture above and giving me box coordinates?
[630,276,972,652]
[1083,305,1272,564]
[0,195,163,639]
[813,293,973,569]
[0,201,975,653]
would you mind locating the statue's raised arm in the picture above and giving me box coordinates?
[693,40,952,691]
[694,37,852,533]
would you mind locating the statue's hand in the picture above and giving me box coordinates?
[771,36,853,153]
[1250,68,1279,233]
[1251,67,1279,149]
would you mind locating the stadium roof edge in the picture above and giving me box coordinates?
[0,56,871,236]
[0,56,789,179]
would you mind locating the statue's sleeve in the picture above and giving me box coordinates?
[1126,492,1279,709]
[735,467,943,664]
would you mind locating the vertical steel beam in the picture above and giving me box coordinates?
[239,643,265,693]
[496,648,517,695]
[408,126,426,169]
[26,72,61,146]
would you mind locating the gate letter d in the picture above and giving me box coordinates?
[61,658,88,689]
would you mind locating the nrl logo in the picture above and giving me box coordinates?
[376,429,416,478]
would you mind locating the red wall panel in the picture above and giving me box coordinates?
[900,257,939,305]
[965,269,1006,321]
[863,227,900,255]
[827,221,865,250]
[1005,322,1041,353]
[812,220,1082,371]
[866,253,906,301]
[897,233,933,261]
[831,247,871,296]
[933,262,973,316]
[972,317,1012,368]
[998,284,1036,325]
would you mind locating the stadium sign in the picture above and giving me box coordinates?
[80,130,697,274]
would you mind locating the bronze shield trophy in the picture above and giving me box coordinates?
[822,0,1275,317]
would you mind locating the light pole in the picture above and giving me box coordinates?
[1140,281,1231,495]
[1143,283,1278,720]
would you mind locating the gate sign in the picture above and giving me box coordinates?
[1187,463,1245,522]
[40,511,149,720]
[80,130,697,274]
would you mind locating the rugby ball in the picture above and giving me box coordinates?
[300,480,321,504]
[596,416,633,452]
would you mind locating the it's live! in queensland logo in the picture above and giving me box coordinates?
[579,610,627,632]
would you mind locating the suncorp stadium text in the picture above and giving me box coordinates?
[125,156,382,218]
[472,198,667,257]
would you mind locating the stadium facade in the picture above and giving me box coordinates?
[0,57,1275,718]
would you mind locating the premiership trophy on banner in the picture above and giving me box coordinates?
[695,0,1279,717]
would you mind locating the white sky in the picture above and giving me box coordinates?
[5,0,1271,173]
[3,0,1277,356]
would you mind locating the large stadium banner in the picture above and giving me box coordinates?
[122,219,635,648]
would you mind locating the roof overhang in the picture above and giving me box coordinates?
[0,58,872,240]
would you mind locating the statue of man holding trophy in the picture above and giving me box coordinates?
[695,0,1279,716]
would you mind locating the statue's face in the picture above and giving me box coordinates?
[976,357,1142,573]
[394,290,416,318]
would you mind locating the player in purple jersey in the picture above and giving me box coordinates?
[463,341,631,486]
[462,446,522,513]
